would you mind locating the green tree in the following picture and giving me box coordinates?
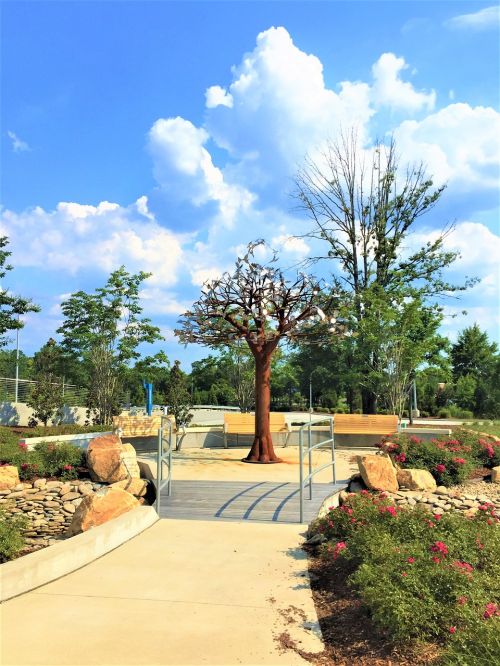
[294,133,473,413]
[451,325,498,381]
[451,325,499,417]
[0,350,32,380]
[165,360,192,427]
[0,237,40,347]
[124,352,171,406]
[27,339,65,426]
[58,267,163,424]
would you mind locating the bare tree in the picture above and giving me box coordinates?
[294,131,469,413]
[176,242,338,463]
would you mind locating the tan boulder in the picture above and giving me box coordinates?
[357,455,398,493]
[397,469,437,492]
[491,466,500,484]
[67,487,139,536]
[0,465,20,490]
[110,478,149,497]
[86,434,140,483]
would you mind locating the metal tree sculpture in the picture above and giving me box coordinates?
[176,242,336,463]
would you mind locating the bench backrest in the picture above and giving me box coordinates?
[113,414,175,437]
[224,412,287,434]
[334,413,398,435]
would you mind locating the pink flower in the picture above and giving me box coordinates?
[63,464,73,471]
[457,596,468,606]
[478,504,489,512]
[483,603,499,620]
[395,453,406,463]
[333,541,347,560]
[18,441,27,450]
[452,458,466,465]
[433,513,442,521]
[432,556,441,564]
[430,541,449,555]
[21,462,28,469]
[453,561,474,574]
[435,464,446,474]
[407,557,415,564]
[379,506,397,517]
[409,436,421,444]
[401,572,408,577]
[449,626,457,634]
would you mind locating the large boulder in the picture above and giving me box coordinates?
[67,487,139,535]
[0,465,20,490]
[110,478,149,497]
[397,468,437,492]
[491,466,500,485]
[357,455,398,493]
[86,434,140,483]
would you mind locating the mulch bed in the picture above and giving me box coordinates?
[295,547,442,665]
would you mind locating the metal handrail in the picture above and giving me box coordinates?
[155,416,174,514]
[298,416,336,523]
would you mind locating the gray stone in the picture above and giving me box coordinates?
[305,533,326,546]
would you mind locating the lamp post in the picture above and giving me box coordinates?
[14,314,20,403]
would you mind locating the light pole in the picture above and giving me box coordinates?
[14,314,20,403]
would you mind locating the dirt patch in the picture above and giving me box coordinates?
[287,548,442,665]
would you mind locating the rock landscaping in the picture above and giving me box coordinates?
[0,432,153,560]
[0,479,107,547]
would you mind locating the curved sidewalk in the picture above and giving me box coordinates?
[1,518,323,666]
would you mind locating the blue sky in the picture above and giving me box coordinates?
[1,1,499,370]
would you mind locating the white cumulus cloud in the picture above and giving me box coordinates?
[0,196,185,287]
[371,53,436,112]
[393,103,500,189]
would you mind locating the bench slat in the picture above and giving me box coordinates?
[224,412,288,434]
[334,414,398,435]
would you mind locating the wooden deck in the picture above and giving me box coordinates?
[158,480,345,524]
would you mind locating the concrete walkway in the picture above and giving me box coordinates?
[1,519,324,666]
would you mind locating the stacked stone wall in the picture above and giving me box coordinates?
[0,479,105,546]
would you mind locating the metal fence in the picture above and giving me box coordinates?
[0,377,88,407]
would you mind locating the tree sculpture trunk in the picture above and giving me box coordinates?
[243,342,281,463]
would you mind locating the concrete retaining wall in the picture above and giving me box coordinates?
[0,505,158,602]
[0,402,90,427]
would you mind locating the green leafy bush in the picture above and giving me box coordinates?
[315,493,500,653]
[21,424,110,438]
[377,430,500,486]
[0,507,27,562]
[0,428,21,460]
[1,440,85,480]
[438,408,452,419]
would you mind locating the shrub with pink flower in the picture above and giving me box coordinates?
[333,541,346,560]
[430,541,449,555]
[483,603,499,620]
[435,464,447,474]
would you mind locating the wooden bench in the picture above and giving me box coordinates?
[333,413,399,439]
[113,414,176,438]
[223,412,291,448]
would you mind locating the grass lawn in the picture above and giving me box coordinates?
[465,421,500,438]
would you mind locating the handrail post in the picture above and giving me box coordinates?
[167,421,172,496]
[156,425,163,514]
[299,429,304,523]
[308,421,312,500]
[330,417,336,484]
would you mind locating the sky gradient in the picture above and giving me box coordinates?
[1,1,499,369]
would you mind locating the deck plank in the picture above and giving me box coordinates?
[158,480,343,524]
